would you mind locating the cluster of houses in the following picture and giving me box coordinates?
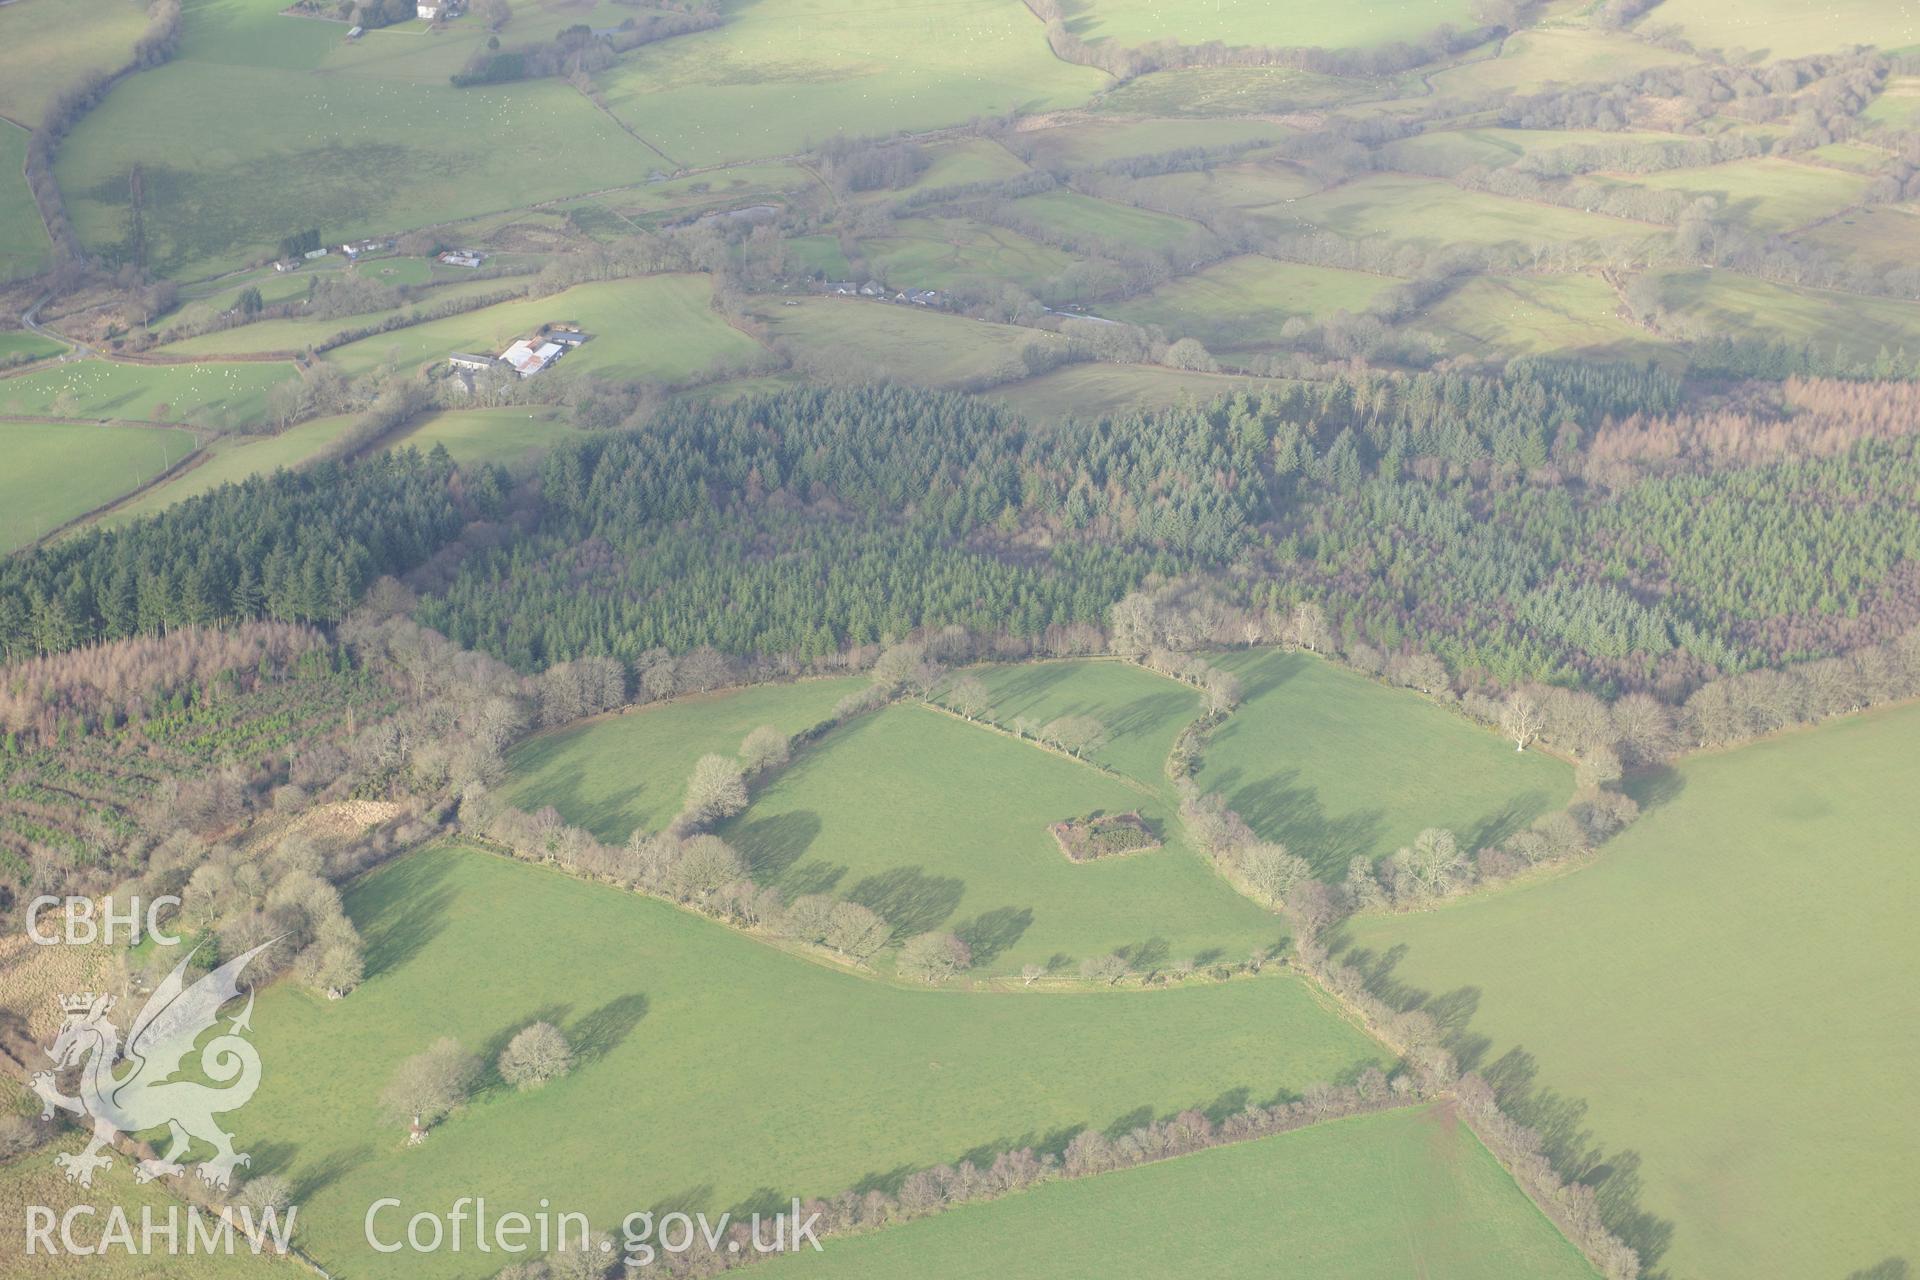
[448,325,589,385]
[271,237,395,272]
[823,280,947,308]
[415,0,464,20]
[437,249,486,268]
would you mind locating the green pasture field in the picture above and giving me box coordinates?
[1070,0,1474,49]
[1794,203,1920,270]
[317,0,640,86]
[0,0,150,128]
[0,331,65,362]
[593,0,1105,170]
[236,842,1383,1278]
[0,1140,282,1279]
[764,1104,1596,1280]
[955,658,1198,793]
[726,701,1284,975]
[56,0,658,276]
[1625,157,1870,232]
[990,362,1284,421]
[856,217,1078,292]
[1655,268,1920,353]
[1290,173,1661,251]
[676,372,805,405]
[1346,700,1920,1280]
[0,122,52,282]
[764,297,1069,389]
[160,262,340,331]
[1420,273,1665,362]
[92,413,358,528]
[507,677,869,840]
[1377,127,1693,177]
[1090,65,1375,117]
[323,275,762,379]
[596,162,817,223]
[1008,190,1201,252]
[1014,119,1292,170]
[1196,650,1571,879]
[887,137,1030,196]
[1652,0,1920,60]
[353,255,433,285]
[0,359,298,426]
[785,234,853,279]
[1131,158,1326,219]
[157,277,529,357]
[1426,26,1694,97]
[0,419,194,553]
[384,405,571,471]
[1107,256,1399,351]
[1804,141,1893,172]
[515,666,1280,974]
[1863,75,1920,127]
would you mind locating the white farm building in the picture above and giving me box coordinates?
[500,339,564,377]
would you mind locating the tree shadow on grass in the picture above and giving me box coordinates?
[1626,765,1686,814]
[568,992,650,1064]
[1116,936,1170,972]
[638,1185,715,1219]
[1106,689,1196,741]
[953,905,1032,967]
[1847,1260,1910,1280]
[845,866,965,939]
[730,810,822,881]
[1233,649,1308,703]
[287,1143,373,1204]
[529,776,650,846]
[1461,791,1549,853]
[1229,770,1386,880]
[355,855,459,980]
[726,1187,794,1221]
[1331,935,1677,1276]
[782,860,847,897]
[985,662,1080,712]
[1203,1087,1251,1124]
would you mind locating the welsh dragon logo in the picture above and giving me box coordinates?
[30,941,272,1191]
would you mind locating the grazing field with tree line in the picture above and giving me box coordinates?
[1344,701,1920,1280]
[237,842,1384,1278]
[762,1104,1596,1280]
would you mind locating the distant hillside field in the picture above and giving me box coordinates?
[0,122,53,282]
[1347,701,1920,1279]
[92,413,359,527]
[0,359,298,426]
[322,275,762,379]
[1072,0,1477,51]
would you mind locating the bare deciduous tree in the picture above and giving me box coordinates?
[897,931,971,985]
[947,674,992,721]
[739,725,790,774]
[1238,842,1309,904]
[499,1022,574,1091]
[379,1038,478,1132]
[681,754,747,828]
[1080,953,1128,985]
[1501,690,1544,752]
